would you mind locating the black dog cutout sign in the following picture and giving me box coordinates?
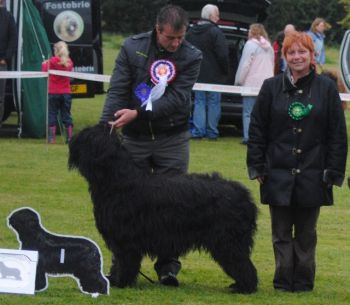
[7,207,109,297]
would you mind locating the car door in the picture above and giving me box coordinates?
[340,29,350,92]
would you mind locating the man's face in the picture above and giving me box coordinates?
[156,23,186,53]
[0,0,5,7]
[210,8,220,23]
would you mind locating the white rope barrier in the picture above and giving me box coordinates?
[1,70,350,101]
[48,69,111,83]
[0,71,48,78]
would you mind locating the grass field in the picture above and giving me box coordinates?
[0,40,349,305]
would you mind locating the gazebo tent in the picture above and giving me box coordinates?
[8,0,51,138]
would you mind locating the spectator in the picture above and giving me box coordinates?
[273,24,295,75]
[307,17,331,71]
[42,41,74,144]
[100,5,202,287]
[234,23,274,145]
[247,31,347,292]
[186,4,229,140]
[0,0,17,127]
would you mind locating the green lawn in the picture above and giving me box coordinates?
[0,41,349,305]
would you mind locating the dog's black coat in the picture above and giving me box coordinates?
[68,124,258,293]
[8,208,109,295]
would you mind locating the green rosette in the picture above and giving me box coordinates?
[288,101,313,120]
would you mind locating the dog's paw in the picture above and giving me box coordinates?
[159,273,179,287]
[228,283,257,294]
[106,274,136,288]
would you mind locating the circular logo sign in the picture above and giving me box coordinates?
[53,10,84,42]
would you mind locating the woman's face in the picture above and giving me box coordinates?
[316,22,325,33]
[285,42,312,77]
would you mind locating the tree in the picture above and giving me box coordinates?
[101,0,167,34]
[265,0,346,44]
[339,0,350,28]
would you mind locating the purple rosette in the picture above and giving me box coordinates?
[134,83,151,105]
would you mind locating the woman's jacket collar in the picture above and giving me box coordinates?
[283,67,316,93]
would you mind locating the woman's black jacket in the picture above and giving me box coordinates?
[247,70,348,206]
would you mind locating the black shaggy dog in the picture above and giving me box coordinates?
[68,124,258,294]
[8,207,109,296]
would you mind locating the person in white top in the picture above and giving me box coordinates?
[235,23,274,144]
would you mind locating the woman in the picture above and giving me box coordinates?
[307,17,331,71]
[235,23,274,144]
[42,41,73,144]
[247,32,347,292]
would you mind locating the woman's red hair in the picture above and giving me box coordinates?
[282,31,316,67]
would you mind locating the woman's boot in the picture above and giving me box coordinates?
[65,126,73,144]
[48,126,56,144]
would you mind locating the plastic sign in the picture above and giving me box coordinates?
[0,249,38,295]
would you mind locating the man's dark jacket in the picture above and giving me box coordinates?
[186,20,228,84]
[247,69,348,207]
[0,7,17,62]
[100,30,202,139]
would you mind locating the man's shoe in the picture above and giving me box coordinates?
[159,272,179,287]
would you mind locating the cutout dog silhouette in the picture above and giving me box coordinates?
[0,261,22,280]
[68,124,258,294]
[7,207,109,296]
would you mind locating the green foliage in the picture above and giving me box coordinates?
[98,0,348,44]
[339,0,350,28]
[258,0,346,44]
[100,0,168,34]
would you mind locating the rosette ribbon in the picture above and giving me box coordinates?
[141,75,168,111]
[288,102,313,120]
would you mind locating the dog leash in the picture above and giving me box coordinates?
[139,271,155,284]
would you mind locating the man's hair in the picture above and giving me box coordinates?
[156,5,188,32]
[201,4,218,20]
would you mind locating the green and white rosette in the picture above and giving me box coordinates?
[288,101,313,120]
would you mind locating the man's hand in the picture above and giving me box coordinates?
[257,176,265,184]
[109,109,138,128]
[0,59,6,65]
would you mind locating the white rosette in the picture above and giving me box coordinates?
[141,75,168,111]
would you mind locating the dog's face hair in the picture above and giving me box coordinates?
[68,124,127,183]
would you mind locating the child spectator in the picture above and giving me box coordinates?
[42,41,73,144]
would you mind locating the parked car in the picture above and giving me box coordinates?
[170,0,271,129]
[340,29,350,92]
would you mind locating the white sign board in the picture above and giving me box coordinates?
[0,249,38,295]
